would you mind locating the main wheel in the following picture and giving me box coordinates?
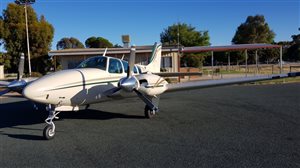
[144,105,156,119]
[43,125,55,140]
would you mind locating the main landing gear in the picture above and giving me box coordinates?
[43,105,60,140]
[143,96,160,119]
[144,105,159,119]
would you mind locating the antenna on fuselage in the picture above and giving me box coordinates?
[103,48,108,56]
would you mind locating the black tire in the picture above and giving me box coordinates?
[144,105,155,119]
[43,125,55,140]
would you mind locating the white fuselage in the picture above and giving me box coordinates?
[23,68,128,107]
[23,55,168,112]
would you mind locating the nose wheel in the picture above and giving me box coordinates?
[43,124,55,140]
[43,105,60,140]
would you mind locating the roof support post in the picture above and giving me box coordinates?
[280,46,283,73]
[211,51,214,79]
[177,49,181,82]
[228,52,231,71]
[245,49,248,77]
[255,50,258,75]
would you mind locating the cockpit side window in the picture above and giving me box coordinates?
[108,58,123,74]
[77,56,107,70]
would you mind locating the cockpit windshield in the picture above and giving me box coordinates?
[77,56,107,70]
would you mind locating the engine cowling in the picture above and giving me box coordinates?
[135,73,168,96]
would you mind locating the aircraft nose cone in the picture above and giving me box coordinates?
[23,84,36,100]
[23,82,46,103]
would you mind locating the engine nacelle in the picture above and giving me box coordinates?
[135,73,168,96]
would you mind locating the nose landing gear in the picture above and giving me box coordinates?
[43,105,60,140]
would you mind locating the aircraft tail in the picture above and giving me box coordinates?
[143,43,162,73]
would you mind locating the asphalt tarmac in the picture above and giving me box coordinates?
[0,83,299,168]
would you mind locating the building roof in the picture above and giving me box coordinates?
[48,44,281,57]
[49,45,178,57]
[182,44,281,53]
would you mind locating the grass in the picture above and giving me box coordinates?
[251,76,300,85]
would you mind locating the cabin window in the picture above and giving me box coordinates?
[77,56,107,70]
[108,58,123,74]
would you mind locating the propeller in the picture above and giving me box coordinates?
[18,53,25,80]
[104,46,158,111]
[0,53,27,96]
[104,46,138,95]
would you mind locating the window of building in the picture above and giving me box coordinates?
[161,56,172,68]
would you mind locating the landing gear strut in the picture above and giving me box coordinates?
[43,105,60,140]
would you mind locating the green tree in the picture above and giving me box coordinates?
[160,23,210,47]
[160,23,210,67]
[0,52,11,70]
[285,34,300,61]
[85,36,113,48]
[56,37,84,50]
[0,17,3,47]
[232,15,275,44]
[1,3,54,74]
[231,15,276,64]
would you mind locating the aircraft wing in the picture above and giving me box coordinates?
[166,72,300,92]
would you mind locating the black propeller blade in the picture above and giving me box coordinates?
[127,46,136,77]
[0,53,27,97]
[17,53,25,80]
[0,89,10,96]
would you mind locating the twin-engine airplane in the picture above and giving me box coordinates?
[0,43,299,140]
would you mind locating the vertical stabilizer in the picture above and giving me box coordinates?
[143,43,162,73]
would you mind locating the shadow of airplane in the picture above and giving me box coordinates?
[0,133,44,141]
[0,100,145,130]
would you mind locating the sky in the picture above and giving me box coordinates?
[0,0,299,51]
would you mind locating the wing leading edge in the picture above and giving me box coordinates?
[166,72,300,92]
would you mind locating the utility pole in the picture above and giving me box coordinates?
[177,22,181,82]
[15,0,35,76]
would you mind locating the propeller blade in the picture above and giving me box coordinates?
[0,89,11,96]
[133,89,157,111]
[18,53,25,80]
[103,87,121,96]
[127,46,136,77]
[0,81,10,87]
